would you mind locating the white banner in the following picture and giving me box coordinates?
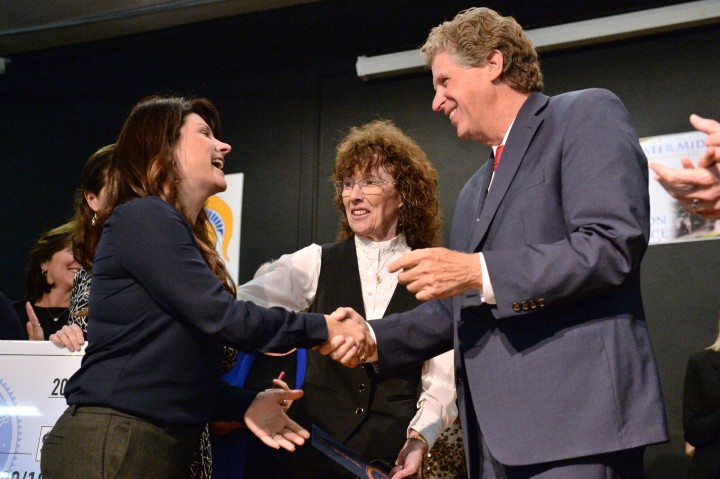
[0,341,84,478]
[207,172,244,284]
[642,131,720,244]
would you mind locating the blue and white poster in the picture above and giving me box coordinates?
[207,172,244,283]
[642,131,720,244]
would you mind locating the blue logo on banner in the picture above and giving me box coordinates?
[0,379,20,472]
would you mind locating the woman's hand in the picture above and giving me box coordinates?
[25,302,45,340]
[272,377,294,412]
[48,323,86,352]
[244,386,309,451]
[390,433,428,479]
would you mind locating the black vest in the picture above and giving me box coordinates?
[285,238,422,478]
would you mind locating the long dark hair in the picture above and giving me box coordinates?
[71,144,113,270]
[98,96,236,295]
[25,222,75,302]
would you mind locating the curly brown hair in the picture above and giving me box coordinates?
[332,120,442,249]
[25,222,75,302]
[421,7,543,94]
[71,144,113,270]
[99,96,236,295]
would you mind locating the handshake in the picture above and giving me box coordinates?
[317,308,377,367]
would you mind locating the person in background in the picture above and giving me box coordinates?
[650,114,720,219]
[328,7,668,478]
[234,119,462,479]
[67,144,113,333]
[683,312,720,479]
[0,291,25,340]
[16,222,80,340]
[46,144,114,348]
[39,95,370,479]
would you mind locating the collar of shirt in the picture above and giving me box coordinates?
[355,234,410,320]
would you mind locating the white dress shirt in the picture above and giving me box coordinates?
[236,234,457,447]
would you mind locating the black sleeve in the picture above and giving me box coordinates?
[683,353,720,446]
[212,380,259,422]
[113,198,328,352]
[2,293,26,340]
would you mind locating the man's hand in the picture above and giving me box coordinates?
[648,114,720,220]
[317,307,377,368]
[244,387,309,451]
[48,323,86,352]
[25,302,45,340]
[389,248,482,302]
[690,114,720,167]
[649,161,720,219]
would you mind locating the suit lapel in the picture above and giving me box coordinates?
[469,92,548,252]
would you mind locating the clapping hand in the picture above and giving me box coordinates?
[649,114,720,219]
[25,302,45,340]
[692,114,720,168]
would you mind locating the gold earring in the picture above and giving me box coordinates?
[91,213,97,226]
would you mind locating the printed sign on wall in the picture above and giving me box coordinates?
[642,131,720,244]
[206,172,244,283]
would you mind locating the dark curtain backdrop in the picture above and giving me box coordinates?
[1,1,718,476]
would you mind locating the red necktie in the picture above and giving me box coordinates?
[493,145,504,171]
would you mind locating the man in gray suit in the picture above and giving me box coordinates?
[328,7,669,479]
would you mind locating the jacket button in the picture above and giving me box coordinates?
[355,407,364,415]
[538,298,545,308]
[357,383,366,392]
[530,301,537,310]
[513,303,521,312]
[521,301,529,311]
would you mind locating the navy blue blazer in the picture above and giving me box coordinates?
[372,89,668,474]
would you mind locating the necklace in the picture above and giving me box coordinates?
[39,306,70,323]
[361,242,396,284]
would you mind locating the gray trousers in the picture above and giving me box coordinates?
[41,406,201,479]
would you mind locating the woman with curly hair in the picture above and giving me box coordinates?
[235,119,463,478]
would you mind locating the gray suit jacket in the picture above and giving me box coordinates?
[373,89,668,474]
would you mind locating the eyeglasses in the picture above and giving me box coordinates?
[333,177,394,196]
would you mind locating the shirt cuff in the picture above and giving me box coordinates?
[479,252,495,304]
[367,322,377,345]
[406,401,442,449]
